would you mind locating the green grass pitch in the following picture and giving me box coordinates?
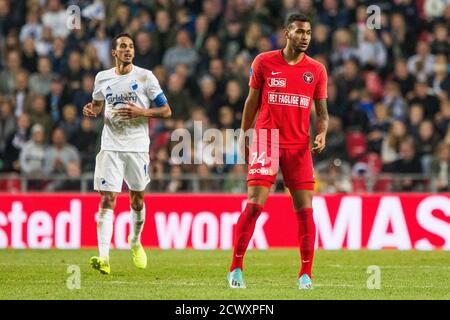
[0,249,449,300]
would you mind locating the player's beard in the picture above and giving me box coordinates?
[293,41,309,53]
[117,56,133,66]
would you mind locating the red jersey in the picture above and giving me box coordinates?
[249,50,328,148]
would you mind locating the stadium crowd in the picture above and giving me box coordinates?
[0,0,449,192]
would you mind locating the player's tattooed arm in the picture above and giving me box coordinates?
[241,88,261,132]
[144,104,172,119]
[239,88,261,162]
[312,99,329,154]
[118,102,172,119]
[83,100,104,117]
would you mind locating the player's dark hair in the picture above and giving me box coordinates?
[111,33,134,50]
[285,13,312,29]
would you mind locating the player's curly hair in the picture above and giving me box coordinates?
[111,33,134,50]
[285,13,312,29]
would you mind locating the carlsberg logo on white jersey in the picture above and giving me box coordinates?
[106,92,138,106]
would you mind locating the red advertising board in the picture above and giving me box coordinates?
[0,193,449,250]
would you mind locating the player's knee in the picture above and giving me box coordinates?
[100,193,116,209]
[247,187,268,206]
[131,198,144,211]
[294,192,313,211]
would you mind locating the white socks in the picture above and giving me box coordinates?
[130,204,146,245]
[97,208,114,261]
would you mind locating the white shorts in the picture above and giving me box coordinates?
[94,150,150,192]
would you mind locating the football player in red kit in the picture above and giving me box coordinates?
[228,13,329,290]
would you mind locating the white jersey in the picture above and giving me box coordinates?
[92,65,164,152]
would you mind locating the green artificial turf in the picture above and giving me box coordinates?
[0,249,449,300]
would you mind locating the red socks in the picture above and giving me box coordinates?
[295,208,316,278]
[230,203,263,272]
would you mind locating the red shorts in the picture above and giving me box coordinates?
[246,142,315,190]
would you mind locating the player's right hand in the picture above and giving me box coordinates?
[83,102,98,117]
[238,134,249,164]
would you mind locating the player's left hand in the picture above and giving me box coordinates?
[312,132,326,155]
[117,102,144,119]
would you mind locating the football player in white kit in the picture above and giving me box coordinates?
[83,33,172,274]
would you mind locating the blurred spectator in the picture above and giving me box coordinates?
[63,50,85,95]
[217,105,235,130]
[44,127,81,185]
[163,29,199,75]
[46,76,68,124]
[65,23,90,54]
[221,79,245,121]
[29,56,54,96]
[81,44,103,74]
[384,12,416,60]
[42,0,70,39]
[430,23,449,56]
[35,26,53,56]
[134,30,160,70]
[197,164,219,191]
[19,123,47,178]
[91,28,111,69]
[408,81,440,119]
[393,58,416,98]
[28,95,53,139]
[223,164,246,193]
[151,9,177,54]
[197,75,221,123]
[150,147,170,191]
[327,79,345,118]
[166,165,188,192]
[407,40,435,82]
[358,29,387,70]
[336,58,364,111]
[367,103,391,154]
[429,142,450,192]
[330,29,358,69]
[416,119,440,174]
[73,73,94,116]
[309,24,331,58]
[220,19,244,63]
[319,0,349,30]
[383,138,423,191]
[0,50,22,95]
[1,113,30,172]
[407,103,425,137]
[197,35,222,75]
[318,160,352,193]
[21,37,38,73]
[430,54,450,100]
[174,63,200,101]
[20,11,42,43]
[244,22,263,58]
[315,116,346,163]
[72,117,98,172]
[435,99,450,137]
[59,104,80,143]
[381,120,408,165]
[165,73,193,121]
[14,71,32,117]
[202,0,222,34]
[193,14,209,52]
[49,37,67,74]
[208,58,227,95]
[0,99,16,153]
[382,80,407,120]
